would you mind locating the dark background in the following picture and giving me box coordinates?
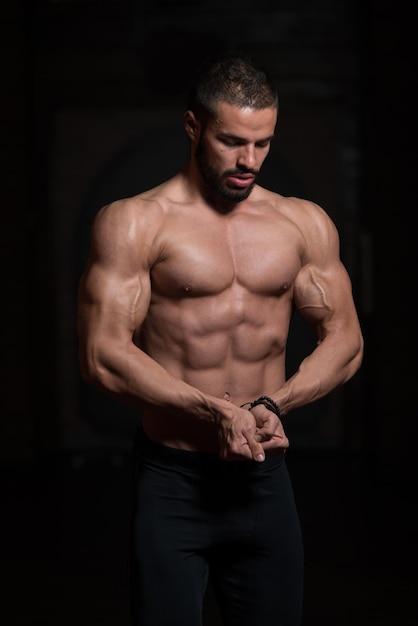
[2,1,416,624]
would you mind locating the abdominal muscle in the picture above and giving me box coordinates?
[139,291,291,452]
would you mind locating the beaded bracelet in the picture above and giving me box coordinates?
[240,395,281,419]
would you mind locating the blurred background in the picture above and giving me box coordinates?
[2,0,416,624]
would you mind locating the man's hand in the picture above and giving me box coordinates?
[250,404,289,453]
[216,405,267,462]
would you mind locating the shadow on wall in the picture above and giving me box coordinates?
[73,124,326,447]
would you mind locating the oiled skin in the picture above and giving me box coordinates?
[77,103,363,462]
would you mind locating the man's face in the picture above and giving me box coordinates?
[194,102,277,203]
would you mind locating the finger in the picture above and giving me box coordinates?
[255,421,283,440]
[247,440,265,463]
[219,439,253,462]
[261,434,290,451]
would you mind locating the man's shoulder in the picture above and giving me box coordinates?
[254,189,338,257]
[259,188,320,212]
[98,179,177,223]
[90,191,168,251]
[262,189,333,228]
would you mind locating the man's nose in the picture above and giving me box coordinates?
[237,145,256,170]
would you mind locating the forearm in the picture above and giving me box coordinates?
[272,332,363,415]
[79,338,230,424]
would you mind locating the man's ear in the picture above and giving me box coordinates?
[184,110,200,141]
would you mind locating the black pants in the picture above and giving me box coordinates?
[129,428,304,626]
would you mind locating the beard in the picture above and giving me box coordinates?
[195,136,259,203]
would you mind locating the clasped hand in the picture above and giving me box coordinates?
[217,404,289,462]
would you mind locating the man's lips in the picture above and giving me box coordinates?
[226,174,256,188]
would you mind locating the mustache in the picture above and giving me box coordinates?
[224,167,259,176]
